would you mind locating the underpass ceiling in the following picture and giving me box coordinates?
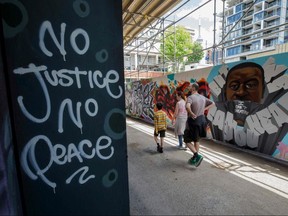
[122,0,182,46]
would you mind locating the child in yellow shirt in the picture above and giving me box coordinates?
[154,102,167,153]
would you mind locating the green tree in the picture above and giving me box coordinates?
[187,42,204,63]
[160,25,193,73]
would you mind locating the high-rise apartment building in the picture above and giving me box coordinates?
[220,0,288,63]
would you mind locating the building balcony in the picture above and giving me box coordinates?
[243,3,254,11]
[242,10,254,20]
[262,43,275,48]
[263,21,280,28]
[242,20,253,28]
[255,0,265,5]
[241,39,253,45]
[263,31,279,40]
[242,29,253,35]
[265,1,281,10]
[264,11,280,21]
[242,47,251,52]
[251,32,263,38]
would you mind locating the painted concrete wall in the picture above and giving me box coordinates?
[125,52,288,162]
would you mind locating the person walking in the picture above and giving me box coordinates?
[173,91,187,150]
[154,102,167,153]
[184,83,215,167]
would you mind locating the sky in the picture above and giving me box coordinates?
[164,0,226,49]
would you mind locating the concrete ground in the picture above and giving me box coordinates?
[126,117,288,215]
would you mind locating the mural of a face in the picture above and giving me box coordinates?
[126,54,288,161]
[225,63,264,103]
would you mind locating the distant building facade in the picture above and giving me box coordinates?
[124,26,195,82]
[220,0,288,63]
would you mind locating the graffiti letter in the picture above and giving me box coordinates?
[246,129,260,148]
[245,114,265,135]
[207,105,217,122]
[96,136,114,160]
[39,21,67,61]
[267,74,288,93]
[256,108,278,134]
[14,64,51,123]
[70,28,89,55]
[58,99,83,133]
[209,81,221,97]
[234,127,246,147]
[223,112,237,141]
[268,103,288,127]
[213,75,226,89]
[277,92,288,113]
[212,110,225,130]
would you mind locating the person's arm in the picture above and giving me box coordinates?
[173,102,179,120]
[186,102,196,119]
[154,112,158,133]
[204,99,215,112]
[165,113,167,129]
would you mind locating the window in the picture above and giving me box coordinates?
[235,3,243,13]
[139,40,145,48]
[251,40,260,50]
[226,46,241,57]
[227,12,242,25]
[148,56,155,64]
[254,11,264,21]
[255,0,265,3]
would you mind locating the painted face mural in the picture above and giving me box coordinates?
[125,53,288,162]
[225,63,264,103]
[208,55,288,158]
[220,62,265,126]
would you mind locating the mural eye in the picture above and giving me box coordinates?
[245,80,258,89]
[229,82,240,91]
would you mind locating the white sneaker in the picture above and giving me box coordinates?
[178,146,187,150]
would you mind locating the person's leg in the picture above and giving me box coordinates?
[154,130,159,144]
[160,137,164,147]
[187,128,202,165]
[186,142,196,153]
[155,136,160,152]
[193,141,204,167]
[187,141,198,165]
[154,135,159,144]
[195,141,200,152]
[159,137,164,153]
[159,130,165,153]
[178,135,183,147]
[154,130,160,152]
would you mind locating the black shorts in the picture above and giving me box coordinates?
[183,115,207,143]
[154,130,166,137]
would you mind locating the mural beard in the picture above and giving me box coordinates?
[223,100,263,127]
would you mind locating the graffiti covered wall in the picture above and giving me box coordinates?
[1,0,129,214]
[125,53,288,162]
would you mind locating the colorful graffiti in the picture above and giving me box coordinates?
[125,78,210,123]
[125,53,288,162]
[125,79,155,122]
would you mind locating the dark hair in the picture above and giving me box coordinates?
[177,91,186,100]
[191,83,199,91]
[156,102,163,110]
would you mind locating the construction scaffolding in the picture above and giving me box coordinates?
[123,0,288,81]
